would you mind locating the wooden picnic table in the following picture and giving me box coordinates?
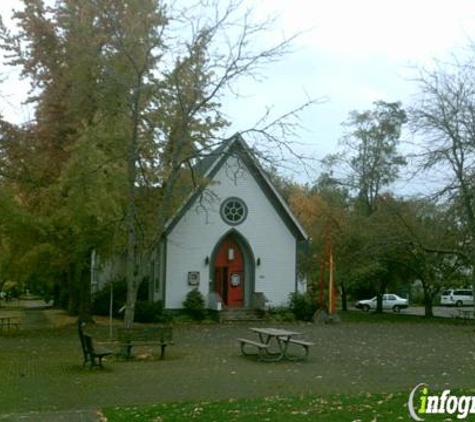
[456,309,473,324]
[238,327,314,361]
[250,327,301,342]
[0,316,20,335]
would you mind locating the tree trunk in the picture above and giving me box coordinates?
[53,281,60,308]
[123,83,142,330]
[376,279,391,313]
[423,295,434,318]
[78,257,93,324]
[124,189,139,329]
[471,250,475,319]
[124,249,139,329]
[67,263,79,315]
[340,283,348,311]
[420,277,435,318]
[376,293,383,313]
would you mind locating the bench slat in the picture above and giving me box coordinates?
[288,339,314,347]
[237,338,270,349]
[120,339,172,345]
[117,326,174,360]
[117,327,173,342]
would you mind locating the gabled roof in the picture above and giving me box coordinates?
[163,133,309,242]
[192,141,228,177]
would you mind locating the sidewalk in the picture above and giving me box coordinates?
[0,300,103,422]
[0,410,103,421]
[0,297,52,311]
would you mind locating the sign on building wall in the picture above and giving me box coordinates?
[188,271,200,286]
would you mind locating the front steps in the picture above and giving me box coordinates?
[219,308,265,322]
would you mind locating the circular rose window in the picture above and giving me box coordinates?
[220,197,248,225]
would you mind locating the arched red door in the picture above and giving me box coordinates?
[214,236,244,307]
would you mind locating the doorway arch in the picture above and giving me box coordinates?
[209,229,255,308]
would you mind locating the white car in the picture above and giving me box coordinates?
[440,289,474,306]
[355,294,409,313]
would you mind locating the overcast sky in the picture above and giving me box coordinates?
[1,0,475,189]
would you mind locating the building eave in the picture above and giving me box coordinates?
[163,133,309,242]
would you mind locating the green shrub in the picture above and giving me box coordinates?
[92,279,127,317]
[42,291,53,304]
[134,300,169,323]
[183,289,206,320]
[289,292,318,321]
[92,278,148,318]
[58,288,69,309]
[268,306,296,322]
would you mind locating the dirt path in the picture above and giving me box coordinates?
[21,308,54,331]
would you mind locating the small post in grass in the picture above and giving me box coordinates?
[109,281,113,339]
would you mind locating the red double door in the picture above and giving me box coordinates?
[214,237,244,308]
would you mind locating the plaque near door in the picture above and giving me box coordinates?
[231,273,240,287]
[187,271,200,286]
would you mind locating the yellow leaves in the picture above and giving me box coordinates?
[288,187,323,238]
[287,186,344,242]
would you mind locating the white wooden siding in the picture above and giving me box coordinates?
[165,156,296,309]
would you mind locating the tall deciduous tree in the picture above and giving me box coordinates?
[382,198,465,317]
[0,0,315,325]
[0,0,127,320]
[318,101,407,312]
[410,59,475,309]
[325,101,407,215]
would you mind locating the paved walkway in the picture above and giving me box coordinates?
[22,308,54,331]
[403,305,474,319]
[0,301,103,422]
[0,410,102,422]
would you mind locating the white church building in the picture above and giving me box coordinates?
[155,134,309,311]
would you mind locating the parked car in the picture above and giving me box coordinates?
[440,289,473,307]
[355,294,409,313]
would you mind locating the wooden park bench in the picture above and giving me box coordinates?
[78,323,113,369]
[117,326,173,360]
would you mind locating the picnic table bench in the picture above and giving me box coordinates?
[117,326,173,360]
[77,323,113,369]
[287,338,315,359]
[237,338,271,360]
[0,316,20,335]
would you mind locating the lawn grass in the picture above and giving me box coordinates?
[103,391,467,421]
[2,306,473,418]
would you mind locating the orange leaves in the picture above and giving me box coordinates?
[288,186,337,241]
